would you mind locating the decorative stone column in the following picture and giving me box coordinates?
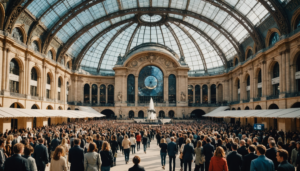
[200,85,202,104]
[97,85,100,105]
[193,85,195,103]
[135,76,138,106]
[105,84,108,104]
[280,51,286,95]
[285,50,291,93]
[89,85,92,104]
[208,85,211,103]
[216,85,218,103]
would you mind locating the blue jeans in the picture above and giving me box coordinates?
[160,152,166,166]
[131,145,136,154]
[101,166,110,171]
[124,149,130,162]
[143,144,147,152]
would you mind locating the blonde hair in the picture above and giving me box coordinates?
[60,138,67,145]
[101,141,111,151]
[160,138,166,143]
[214,147,225,157]
[186,138,191,144]
[196,140,202,148]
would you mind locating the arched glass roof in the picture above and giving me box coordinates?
[26,0,270,74]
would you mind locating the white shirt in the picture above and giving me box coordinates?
[130,137,136,145]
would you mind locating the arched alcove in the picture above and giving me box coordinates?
[138,110,144,118]
[291,102,300,108]
[255,105,262,110]
[191,109,206,119]
[101,109,115,118]
[269,104,279,109]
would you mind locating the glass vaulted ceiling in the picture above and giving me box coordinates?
[26,0,270,74]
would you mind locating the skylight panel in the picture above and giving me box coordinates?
[171,0,187,10]
[121,0,137,9]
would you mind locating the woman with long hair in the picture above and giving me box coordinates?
[159,138,168,169]
[142,133,148,154]
[84,142,101,171]
[122,135,131,164]
[49,146,68,171]
[179,134,188,171]
[110,134,118,166]
[194,140,204,171]
[60,138,69,158]
[209,147,228,171]
[100,141,114,171]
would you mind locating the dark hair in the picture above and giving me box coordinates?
[53,146,65,161]
[256,145,266,155]
[38,138,44,144]
[206,137,211,143]
[277,149,289,160]
[270,140,276,147]
[133,156,141,165]
[13,143,24,154]
[248,145,256,152]
[88,142,97,152]
[0,138,4,146]
[74,138,80,145]
[231,143,238,150]
[24,145,34,156]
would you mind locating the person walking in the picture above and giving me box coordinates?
[159,138,168,169]
[49,146,67,171]
[130,134,136,154]
[142,134,148,154]
[60,138,69,159]
[227,143,243,171]
[118,133,124,154]
[167,137,177,171]
[180,135,188,171]
[94,134,103,154]
[209,147,228,171]
[203,137,215,171]
[242,145,258,171]
[194,140,205,171]
[237,140,249,158]
[0,138,6,171]
[183,138,195,171]
[122,135,131,164]
[33,138,49,171]
[84,142,101,171]
[128,156,145,171]
[23,145,37,171]
[290,141,299,167]
[50,133,60,160]
[276,149,294,171]
[99,141,114,171]
[266,140,279,170]
[110,135,118,166]
[250,145,275,171]
[136,133,141,151]
[69,138,84,171]
[3,143,30,171]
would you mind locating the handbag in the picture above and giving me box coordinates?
[114,152,117,158]
[179,152,183,159]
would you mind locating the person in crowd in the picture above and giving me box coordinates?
[237,140,249,158]
[33,138,49,171]
[291,141,299,167]
[118,133,124,154]
[194,140,205,171]
[50,133,60,159]
[136,133,141,151]
[60,138,68,158]
[128,156,145,171]
[11,134,18,154]
[122,135,131,164]
[179,135,187,171]
[110,135,118,166]
[159,138,168,169]
[209,146,228,171]
[84,142,101,171]
[227,143,243,171]
[183,138,195,171]
[203,137,215,171]
[0,138,5,171]
[242,145,258,171]
[250,145,275,171]
[94,134,103,154]
[4,136,11,158]
[69,138,84,171]
[276,149,294,171]
[130,134,136,154]
[142,134,148,154]
[23,145,37,171]
[3,143,30,171]
[99,141,114,171]
[266,140,279,170]
[49,146,67,171]
[168,137,177,171]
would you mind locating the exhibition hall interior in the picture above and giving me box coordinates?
[0,0,299,132]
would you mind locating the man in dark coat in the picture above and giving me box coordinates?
[276,149,295,171]
[202,137,215,171]
[11,134,18,154]
[69,138,84,171]
[242,145,258,171]
[4,143,30,171]
[33,138,49,171]
[227,143,243,171]
[50,133,60,159]
[237,140,249,158]
[167,137,177,171]
[266,140,279,170]
[128,156,145,171]
[182,140,195,170]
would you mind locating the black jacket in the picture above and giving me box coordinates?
[128,164,145,171]
[227,151,243,171]
[266,147,279,170]
[3,154,30,171]
[50,138,60,151]
[99,150,113,167]
[202,143,215,161]
[237,146,249,158]
[110,141,118,155]
[242,153,258,171]
[69,145,84,171]
[33,144,49,167]
[94,140,103,151]
[278,160,295,171]
[142,137,148,145]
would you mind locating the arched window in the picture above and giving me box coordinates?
[58,78,62,87]
[12,27,23,43]
[195,85,200,104]
[168,74,176,103]
[57,78,62,100]
[84,84,90,103]
[32,41,39,52]
[211,84,216,104]
[46,73,51,99]
[247,49,253,59]
[236,79,240,101]
[272,62,280,97]
[66,82,69,102]
[168,110,174,118]
[108,85,114,104]
[202,85,208,103]
[138,111,144,118]
[66,62,70,69]
[159,111,165,118]
[234,58,239,66]
[129,111,134,118]
[269,32,279,46]
[246,75,250,101]
[273,62,280,78]
[257,70,262,98]
[127,74,135,103]
[92,84,97,104]
[31,104,38,109]
[188,85,193,105]
[30,68,38,97]
[9,59,20,93]
[47,50,54,60]
[100,85,106,104]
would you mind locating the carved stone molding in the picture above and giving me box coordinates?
[126,53,176,69]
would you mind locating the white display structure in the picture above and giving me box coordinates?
[147,98,157,120]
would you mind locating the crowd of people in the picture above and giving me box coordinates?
[0,119,298,171]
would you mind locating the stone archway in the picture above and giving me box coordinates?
[101,109,115,118]
[159,110,165,118]
[138,111,144,118]
[168,110,174,118]
[291,102,300,108]
[269,104,279,109]
[255,105,262,110]
[191,109,206,119]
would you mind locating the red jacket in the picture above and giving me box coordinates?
[136,135,141,142]
[209,156,228,171]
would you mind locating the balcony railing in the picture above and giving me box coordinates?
[253,97,261,102]
[285,92,300,98]
[188,103,227,107]
[31,96,40,100]
[10,92,26,98]
[266,94,279,100]
[127,103,135,106]
[230,101,240,105]
[242,99,250,103]
[58,100,64,104]
[46,98,54,102]
[67,102,115,106]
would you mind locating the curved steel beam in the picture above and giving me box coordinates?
[4,0,33,33]
[97,23,134,72]
[165,22,184,57]
[126,24,140,53]
[172,22,208,72]
[257,0,289,35]
[170,19,228,69]
[72,19,134,70]
[58,8,244,63]
[42,0,105,54]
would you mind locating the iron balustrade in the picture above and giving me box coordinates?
[266,94,279,100]
[253,97,261,102]
[10,92,26,98]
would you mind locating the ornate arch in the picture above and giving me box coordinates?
[12,24,27,43]
[265,28,281,48]
[245,46,254,60]
[0,3,5,29]
[30,36,42,52]
[291,8,300,31]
